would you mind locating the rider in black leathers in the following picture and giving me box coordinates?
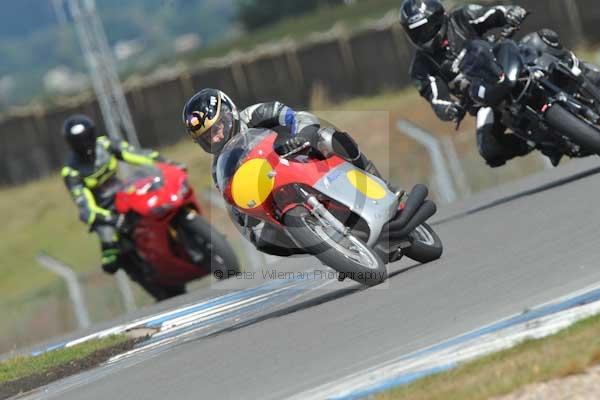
[400,0,600,167]
[182,89,386,256]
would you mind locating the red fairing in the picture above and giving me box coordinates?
[114,163,208,286]
[222,133,345,226]
[115,163,200,217]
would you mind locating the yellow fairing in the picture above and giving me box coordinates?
[231,159,274,209]
[346,170,386,200]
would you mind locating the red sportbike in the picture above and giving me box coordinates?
[113,163,239,300]
[215,127,443,286]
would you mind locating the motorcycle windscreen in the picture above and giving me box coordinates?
[122,166,165,195]
[214,129,273,193]
[495,41,524,83]
[460,40,505,84]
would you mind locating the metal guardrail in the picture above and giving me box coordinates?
[396,119,459,204]
[115,270,136,313]
[36,252,138,329]
[441,136,472,198]
[36,252,91,329]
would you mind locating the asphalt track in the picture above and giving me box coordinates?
[21,157,600,400]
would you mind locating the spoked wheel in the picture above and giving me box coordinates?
[404,223,443,263]
[283,206,387,286]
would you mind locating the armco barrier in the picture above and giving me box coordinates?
[576,0,600,44]
[0,0,599,186]
[296,34,357,102]
[348,23,412,96]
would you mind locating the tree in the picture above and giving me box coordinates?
[237,0,344,31]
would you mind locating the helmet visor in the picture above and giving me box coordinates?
[407,17,443,46]
[67,122,97,159]
[193,108,234,154]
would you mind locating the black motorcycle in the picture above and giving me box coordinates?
[455,26,600,165]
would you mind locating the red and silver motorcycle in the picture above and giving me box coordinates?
[214,127,443,287]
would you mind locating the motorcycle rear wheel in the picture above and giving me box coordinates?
[121,261,187,301]
[283,206,387,286]
[404,223,443,263]
[178,213,241,279]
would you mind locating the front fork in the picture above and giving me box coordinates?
[541,79,600,124]
[297,187,350,237]
[173,208,206,264]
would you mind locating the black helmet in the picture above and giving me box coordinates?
[400,0,447,53]
[63,114,97,160]
[182,88,239,154]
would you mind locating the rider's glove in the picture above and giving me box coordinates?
[505,6,527,27]
[436,102,464,122]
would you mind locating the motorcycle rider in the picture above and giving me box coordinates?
[182,88,387,256]
[400,0,600,167]
[61,115,168,274]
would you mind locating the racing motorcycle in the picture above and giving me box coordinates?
[214,126,443,287]
[455,24,600,165]
[113,162,240,300]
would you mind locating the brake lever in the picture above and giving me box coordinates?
[280,141,311,159]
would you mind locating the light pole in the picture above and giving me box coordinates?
[61,0,140,146]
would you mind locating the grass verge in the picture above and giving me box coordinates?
[0,334,138,399]
[377,313,600,400]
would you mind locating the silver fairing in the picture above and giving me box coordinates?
[313,163,399,247]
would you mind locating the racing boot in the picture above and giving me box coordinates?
[101,247,120,274]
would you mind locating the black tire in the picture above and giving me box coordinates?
[123,265,186,301]
[179,213,241,279]
[147,284,186,301]
[283,206,387,286]
[404,223,444,263]
[545,104,600,155]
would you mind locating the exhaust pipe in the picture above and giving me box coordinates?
[382,200,437,240]
[387,184,429,231]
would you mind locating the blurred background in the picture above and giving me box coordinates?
[1,0,599,353]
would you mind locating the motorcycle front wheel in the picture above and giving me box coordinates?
[545,104,600,155]
[283,206,387,286]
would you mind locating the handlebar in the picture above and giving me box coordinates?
[280,141,312,159]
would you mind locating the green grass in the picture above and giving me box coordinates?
[378,313,600,400]
[0,335,129,384]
